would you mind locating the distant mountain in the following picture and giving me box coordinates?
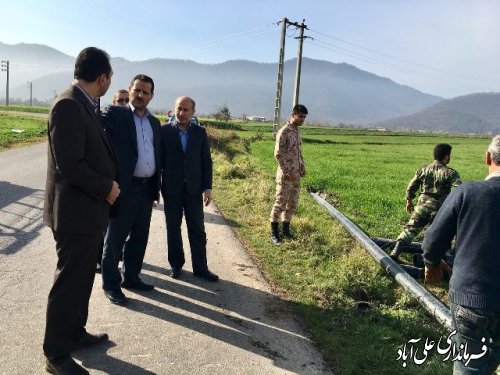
[377,93,500,134]
[0,42,74,85]
[0,42,443,123]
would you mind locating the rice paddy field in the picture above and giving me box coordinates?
[247,125,488,239]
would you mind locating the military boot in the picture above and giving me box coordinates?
[282,222,295,240]
[389,240,404,261]
[271,222,282,245]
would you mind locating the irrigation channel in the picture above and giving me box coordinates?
[310,192,452,329]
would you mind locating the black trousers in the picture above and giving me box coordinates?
[101,179,153,290]
[43,231,102,360]
[163,189,208,273]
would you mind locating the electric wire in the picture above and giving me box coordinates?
[307,28,492,89]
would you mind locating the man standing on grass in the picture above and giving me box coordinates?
[423,135,500,374]
[390,143,461,261]
[269,104,308,245]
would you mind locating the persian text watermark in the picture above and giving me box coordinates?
[396,330,488,367]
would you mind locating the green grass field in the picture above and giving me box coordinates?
[247,126,488,238]
[0,112,47,149]
[207,124,493,374]
[0,104,49,114]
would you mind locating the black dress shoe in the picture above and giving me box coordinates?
[170,268,182,279]
[121,278,154,291]
[193,270,219,282]
[72,332,109,351]
[104,289,129,305]
[45,356,89,375]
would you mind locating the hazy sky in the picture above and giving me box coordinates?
[1,0,499,98]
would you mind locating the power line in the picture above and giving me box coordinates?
[308,38,436,80]
[178,25,275,54]
[309,29,471,79]
[307,28,489,87]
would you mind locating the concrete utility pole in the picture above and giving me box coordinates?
[293,20,308,107]
[272,18,310,134]
[27,81,33,106]
[272,17,287,135]
[1,60,9,106]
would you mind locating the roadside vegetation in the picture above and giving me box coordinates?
[206,123,490,374]
[0,112,46,149]
[0,104,49,114]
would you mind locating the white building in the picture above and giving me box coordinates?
[247,116,266,122]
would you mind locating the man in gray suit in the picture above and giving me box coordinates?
[43,47,119,375]
[101,74,161,305]
[160,96,218,282]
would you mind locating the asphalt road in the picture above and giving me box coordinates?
[0,142,332,374]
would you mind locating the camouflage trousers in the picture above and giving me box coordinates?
[397,195,441,243]
[270,179,300,222]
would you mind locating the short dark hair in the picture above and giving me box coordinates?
[130,74,155,94]
[74,47,112,82]
[292,104,308,115]
[434,143,452,161]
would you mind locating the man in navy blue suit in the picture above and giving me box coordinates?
[160,96,218,282]
[101,74,162,305]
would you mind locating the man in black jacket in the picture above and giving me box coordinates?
[101,75,161,305]
[43,47,119,375]
[160,96,218,282]
[423,135,500,374]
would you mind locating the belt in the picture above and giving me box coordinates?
[132,176,152,184]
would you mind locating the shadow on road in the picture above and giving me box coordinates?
[0,181,45,255]
[118,262,328,374]
[74,341,157,375]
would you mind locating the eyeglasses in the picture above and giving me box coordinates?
[116,98,128,104]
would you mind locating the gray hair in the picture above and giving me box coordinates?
[488,135,500,165]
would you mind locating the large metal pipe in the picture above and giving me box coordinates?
[310,192,452,329]
[371,237,423,254]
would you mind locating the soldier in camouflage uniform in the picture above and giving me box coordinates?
[390,143,462,260]
[269,104,308,245]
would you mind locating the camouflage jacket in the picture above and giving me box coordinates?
[275,122,305,180]
[406,161,462,202]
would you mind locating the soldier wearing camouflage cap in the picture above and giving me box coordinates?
[269,104,308,245]
[390,143,462,260]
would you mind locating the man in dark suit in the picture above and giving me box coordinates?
[160,96,219,282]
[43,47,120,375]
[100,74,161,305]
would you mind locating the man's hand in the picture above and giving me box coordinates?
[424,260,451,284]
[203,190,212,206]
[405,200,414,214]
[106,181,120,205]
